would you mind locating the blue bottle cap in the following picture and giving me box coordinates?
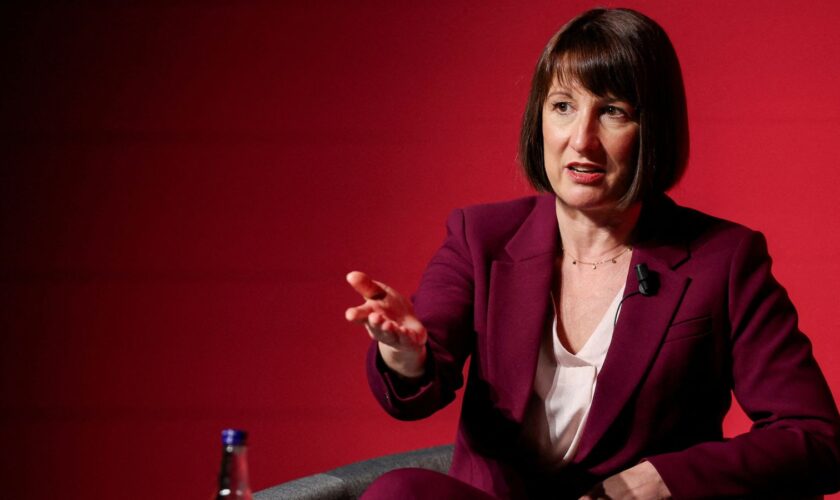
[221,428,248,446]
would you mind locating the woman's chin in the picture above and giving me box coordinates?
[554,192,621,214]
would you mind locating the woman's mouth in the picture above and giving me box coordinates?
[566,164,606,184]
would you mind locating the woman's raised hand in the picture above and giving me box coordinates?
[345,271,428,379]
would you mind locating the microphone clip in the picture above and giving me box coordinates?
[635,263,659,297]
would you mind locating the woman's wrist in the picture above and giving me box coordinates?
[379,342,428,379]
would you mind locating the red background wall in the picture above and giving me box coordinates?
[2,1,839,498]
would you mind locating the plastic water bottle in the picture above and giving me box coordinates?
[215,429,253,499]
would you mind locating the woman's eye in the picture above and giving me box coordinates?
[602,105,635,122]
[604,105,625,117]
[553,102,571,112]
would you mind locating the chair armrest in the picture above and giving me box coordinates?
[254,444,453,500]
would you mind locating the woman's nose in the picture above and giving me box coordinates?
[570,112,600,154]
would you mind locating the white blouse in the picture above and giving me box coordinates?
[523,285,625,466]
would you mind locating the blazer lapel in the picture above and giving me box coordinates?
[573,196,692,462]
[486,195,558,422]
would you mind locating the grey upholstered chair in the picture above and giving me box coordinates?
[253,446,830,500]
[254,444,454,500]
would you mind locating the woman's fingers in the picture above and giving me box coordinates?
[345,270,427,351]
[345,305,367,322]
[345,271,403,324]
[356,312,417,349]
[346,300,386,322]
[346,271,387,300]
[364,319,398,345]
[368,311,385,327]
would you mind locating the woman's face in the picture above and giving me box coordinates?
[542,79,639,213]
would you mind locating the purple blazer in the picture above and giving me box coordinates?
[366,194,840,499]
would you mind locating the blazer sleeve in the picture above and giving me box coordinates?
[647,231,840,498]
[366,208,476,420]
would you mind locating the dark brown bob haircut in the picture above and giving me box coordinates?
[519,8,689,208]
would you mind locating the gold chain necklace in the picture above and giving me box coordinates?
[563,246,632,270]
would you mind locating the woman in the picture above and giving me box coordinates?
[345,8,840,499]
